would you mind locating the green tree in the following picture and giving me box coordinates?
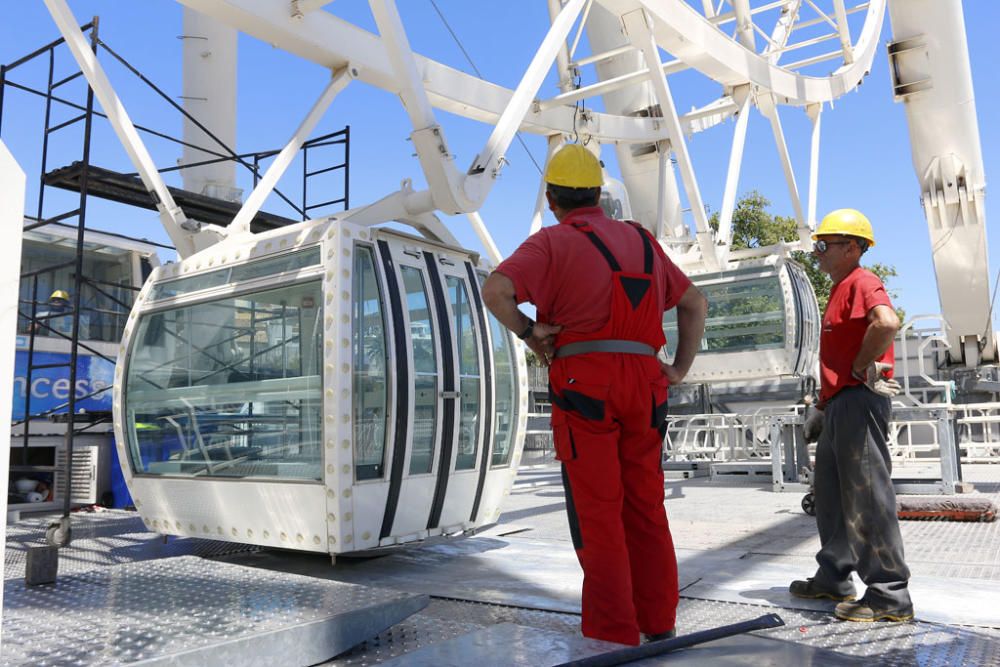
[709,191,904,320]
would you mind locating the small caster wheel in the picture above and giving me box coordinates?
[45,517,72,547]
[801,492,816,517]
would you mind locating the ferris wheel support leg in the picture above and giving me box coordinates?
[464,0,588,204]
[465,212,503,266]
[716,91,752,254]
[804,103,822,244]
[42,0,209,258]
[758,94,805,227]
[623,9,718,270]
[730,0,757,51]
[887,0,993,364]
[229,66,354,235]
[831,0,856,64]
[529,135,564,236]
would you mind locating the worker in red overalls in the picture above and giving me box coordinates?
[483,144,707,646]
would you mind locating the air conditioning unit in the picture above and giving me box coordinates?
[54,440,112,505]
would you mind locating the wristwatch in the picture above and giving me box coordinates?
[517,320,535,340]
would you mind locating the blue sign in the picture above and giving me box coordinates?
[12,351,115,420]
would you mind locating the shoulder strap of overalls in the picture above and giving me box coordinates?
[625,221,654,275]
[570,220,621,271]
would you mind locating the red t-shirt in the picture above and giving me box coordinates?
[494,207,691,334]
[819,266,894,405]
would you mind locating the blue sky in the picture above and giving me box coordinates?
[2,1,998,326]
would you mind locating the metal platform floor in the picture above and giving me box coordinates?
[3,511,259,580]
[3,463,1000,665]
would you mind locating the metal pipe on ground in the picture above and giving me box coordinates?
[553,613,786,667]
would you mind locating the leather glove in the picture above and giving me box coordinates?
[803,407,824,443]
[853,361,902,398]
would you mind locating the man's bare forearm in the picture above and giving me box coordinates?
[853,325,897,372]
[482,272,531,335]
[670,286,707,378]
[852,305,899,374]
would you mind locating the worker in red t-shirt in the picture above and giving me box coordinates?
[482,144,707,646]
[790,209,913,622]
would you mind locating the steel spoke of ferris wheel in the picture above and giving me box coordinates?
[623,8,719,270]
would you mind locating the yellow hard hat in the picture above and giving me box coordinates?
[544,144,603,188]
[813,208,875,247]
[49,290,70,302]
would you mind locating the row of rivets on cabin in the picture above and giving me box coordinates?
[143,517,324,546]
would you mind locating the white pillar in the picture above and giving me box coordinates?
[180,8,241,202]
[586,3,683,239]
[0,141,27,644]
[887,0,992,363]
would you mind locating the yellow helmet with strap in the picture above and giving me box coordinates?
[813,209,875,246]
[49,290,70,302]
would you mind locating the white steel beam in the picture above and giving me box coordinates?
[536,56,688,111]
[805,103,822,239]
[716,94,752,249]
[719,0,802,257]
[731,0,757,51]
[465,0,588,203]
[572,44,635,68]
[599,0,885,105]
[466,211,502,265]
[832,0,856,64]
[759,94,805,226]
[623,9,718,270]
[229,67,354,235]
[793,2,869,32]
[549,0,577,94]
[530,135,564,235]
[887,0,993,362]
[43,0,208,258]
[567,0,596,61]
[766,0,803,65]
[176,0,663,144]
[369,0,468,214]
[290,0,334,18]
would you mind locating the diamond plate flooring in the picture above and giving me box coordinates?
[1,556,427,667]
[4,462,1000,665]
[3,511,258,580]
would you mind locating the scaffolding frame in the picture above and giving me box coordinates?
[0,16,350,546]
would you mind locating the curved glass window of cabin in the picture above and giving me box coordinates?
[353,246,389,481]
[662,275,785,356]
[480,277,517,467]
[447,276,480,471]
[124,281,324,481]
[401,266,437,475]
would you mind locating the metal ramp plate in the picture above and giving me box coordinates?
[375,622,864,666]
[680,554,1000,628]
[0,555,428,666]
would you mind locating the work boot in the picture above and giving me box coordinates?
[642,628,676,643]
[789,577,856,602]
[835,598,914,623]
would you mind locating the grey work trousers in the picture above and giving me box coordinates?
[812,385,912,607]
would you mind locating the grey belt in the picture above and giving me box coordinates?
[554,340,657,358]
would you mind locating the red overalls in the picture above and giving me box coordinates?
[549,218,678,646]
